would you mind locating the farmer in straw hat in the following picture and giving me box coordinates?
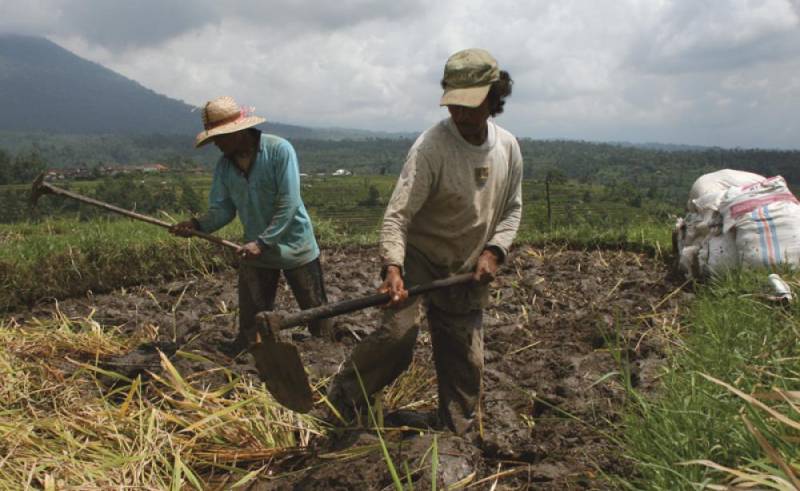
[171,96,333,354]
[327,48,522,436]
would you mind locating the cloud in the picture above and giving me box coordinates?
[2,0,800,147]
[626,0,800,74]
[1,0,428,50]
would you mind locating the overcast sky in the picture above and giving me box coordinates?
[2,0,800,148]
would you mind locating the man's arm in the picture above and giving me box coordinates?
[380,148,434,273]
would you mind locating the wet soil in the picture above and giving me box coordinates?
[19,245,688,489]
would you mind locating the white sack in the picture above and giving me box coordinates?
[697,230,739,277]
[718,176,800,270]
[675,170,800,279]
[687,169,764,212]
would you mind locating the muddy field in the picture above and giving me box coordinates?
[20,245,687,489]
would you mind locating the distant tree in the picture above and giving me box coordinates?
[93,176,134,213]
[358,185,382,207]
[0,189,22,222]
[8,151,45,184]
[544,167,567,229]
[628,192,643,208]
[178,176,203,213]
[155,180,177,211]
[89,163,103,180]
[0,149,10,185]
[545,168,567,184]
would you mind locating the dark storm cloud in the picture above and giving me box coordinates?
[46,0,427,50]
[2,0,800,148]
[55,0,210,49]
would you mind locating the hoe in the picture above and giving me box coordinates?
[30,173,474,414]
[30,172,242,250]
[251,272,474,413]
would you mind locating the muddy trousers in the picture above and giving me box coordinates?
[328,297,484,435]
[238,258,333,342]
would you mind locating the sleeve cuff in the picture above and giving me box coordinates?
[484,245,507,264]
[381,263,404,279]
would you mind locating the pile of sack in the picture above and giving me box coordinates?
[674,169,800,279]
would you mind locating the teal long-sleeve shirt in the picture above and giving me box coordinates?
[195,132,320,270]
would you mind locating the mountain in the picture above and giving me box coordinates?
[0,34,409,140]
[0,34,200,134]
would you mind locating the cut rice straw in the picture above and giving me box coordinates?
[0,313,323,488]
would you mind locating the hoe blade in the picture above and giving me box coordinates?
[249,315,313,413]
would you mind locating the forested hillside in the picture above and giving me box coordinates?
[517,139,800,203]
[0,35,198,134]
[3,130,798,207]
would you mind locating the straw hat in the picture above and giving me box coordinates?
[439,48,500,108]
[194,96,266,148]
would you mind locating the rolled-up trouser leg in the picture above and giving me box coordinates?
[327,297,423,420]
[428,303,484,436]
[283,258,333,338]
[238,265,281,345]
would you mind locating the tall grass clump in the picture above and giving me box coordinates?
[0,217,242,310]
[0,312,322,489]
[619,270,800,489]
[0,211,379,311]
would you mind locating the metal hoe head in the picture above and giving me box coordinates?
[249,311,314,413]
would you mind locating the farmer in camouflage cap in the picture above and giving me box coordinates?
[328,49,523,436]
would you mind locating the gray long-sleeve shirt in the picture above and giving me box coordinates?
[381,117,523,274]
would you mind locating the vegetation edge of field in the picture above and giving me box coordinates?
[0,216,670,312]
[615,270,800,490]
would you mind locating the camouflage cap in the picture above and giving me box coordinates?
[440,48,500,108]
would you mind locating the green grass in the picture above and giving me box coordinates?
[0,215,671,312]
[0,209,379,311]
[516,220,671,255]
[617,270,800,489]
[0,217,240,310]
[1,176,676,311]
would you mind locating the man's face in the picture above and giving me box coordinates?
[447,98,491,140]
[213,131,243,157]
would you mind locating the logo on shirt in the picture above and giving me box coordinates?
[474,166,489,186]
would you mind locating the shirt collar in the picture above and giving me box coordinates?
[445,117,496,151]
